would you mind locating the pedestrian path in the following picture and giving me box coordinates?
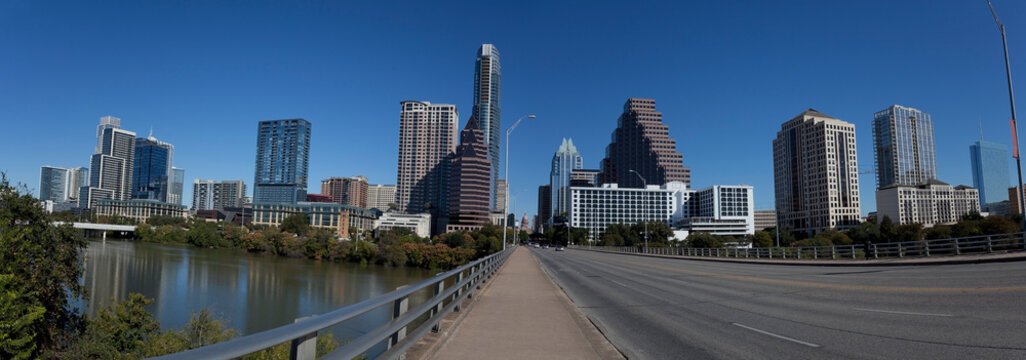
[427,247,623,360]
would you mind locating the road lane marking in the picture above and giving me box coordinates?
[731,323,821,348]
[852,308,954,317]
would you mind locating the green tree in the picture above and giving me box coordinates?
[924,225,953,240]
[0,274,45,360]
[685,232,723,248]
[751,231,773,248]
[631,221,673,245]
[894,223,924,243]
[71,293,161,358]
[186,221,226,248]
[766,227,796,246]
[845,221,881,244]
[280,213,310,235]
[878,216,897,242]
[980,215,1019,236]
[600,232,624,246]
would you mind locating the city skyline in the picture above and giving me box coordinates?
[5,1,1026,218]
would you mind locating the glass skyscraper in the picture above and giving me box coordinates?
[254,118,310,204]
[872,105,937,189]
[970,140,1010,208]
[473,44,501,211]
[169,167,185,205]
[132,135,174,202]
[80,116,136,209]
[550,138,583,223]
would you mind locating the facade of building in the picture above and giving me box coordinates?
[305,194,333,203]
[374,212,432,238]
[873,105,937,189]
[550,138,583,225]
[447,115,492,232]
[40,166,88,203]
[753,209,777,231]
[396,101,458,232]
[570,169,599,187]
[168,167,184,205]
[970,140,1010,209]
[132,135,174,202]
[473,44,502,211]
[1008,186,1026,215]
[773,109,861,236]
[495,179,507,215]
[537,184,551,231]
[321,176,369,208]
[876,180,980,226]
[96,198,188,222]
[253,118,311,204]
[569,182,754,241]
[192,179,246,211]
[80,116,136,209]
[366,184,397,212]
[251,202,378,239]
[599,98,691,189]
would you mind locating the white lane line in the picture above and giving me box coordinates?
[852,308,954,317]
[731,323,821,348]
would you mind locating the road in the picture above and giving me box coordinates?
[529,247,1026,360]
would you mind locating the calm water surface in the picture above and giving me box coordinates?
[79,240,435,341]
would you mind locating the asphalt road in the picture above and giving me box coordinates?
[529,247,1026,360]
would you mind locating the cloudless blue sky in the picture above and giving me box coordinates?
[3,1,1026,219]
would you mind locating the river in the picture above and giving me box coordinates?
[79,239,435,345]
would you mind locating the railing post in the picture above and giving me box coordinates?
[925,240,931,257]
[873,244,878,259]
[431,275,445,332]
[831,245,836,259]
[813,247,818,260]
[850,245,856,259]
[454,271,464,311]
[898,242,903,258]
[290,317,317,360]
[987,236,993,253]
[954,238,961,255]
[388,286,409,354]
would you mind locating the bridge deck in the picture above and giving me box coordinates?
[427,247,623,360]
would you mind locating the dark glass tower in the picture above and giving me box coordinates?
[254,118,311,204]
[132,135,174,202]
[473,44,501,211]
[448,115,492,230]
[599,98,691,188]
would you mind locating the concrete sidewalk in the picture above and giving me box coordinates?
[425,247,623,360]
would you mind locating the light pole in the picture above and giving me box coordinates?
[628,170,649,251]
[502,114,536,250]
[987,0,1026,234]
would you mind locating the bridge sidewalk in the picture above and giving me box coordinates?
[425,247,623,360]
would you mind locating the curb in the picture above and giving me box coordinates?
[575,248,1026,267]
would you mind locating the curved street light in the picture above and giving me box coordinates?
[502,114,536,250]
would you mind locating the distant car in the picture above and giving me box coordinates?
[542,244,549,249]
[555,246,565,251]
[533,244,540,248]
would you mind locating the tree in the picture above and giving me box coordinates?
[279,213,310,235]
[0,274,45,360]
[600,233,624,246]
[70,293,161,358]
[751,231,773,248]
[766,227,796,247]
[879,216,897,242]
[186,221,226,248]
[631,221,673,245]
[980,215,1019,236]
[845,221,881,244]
[685,232,723,248]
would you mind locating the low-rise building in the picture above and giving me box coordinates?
[374,212,431,238]
[876,180,980,226]
[754,209,777,231]
[251,202,378,239]
[96,199,188,223]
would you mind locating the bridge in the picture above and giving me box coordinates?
[56,222,137,239]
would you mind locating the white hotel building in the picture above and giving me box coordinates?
[876,179,980,226]
[570,181,754,242]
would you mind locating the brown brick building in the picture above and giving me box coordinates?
[447,115,492,232]
[599,98,691,188]
[321,176,368,208]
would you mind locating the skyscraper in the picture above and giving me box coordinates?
[169,167,184,205]
[473,44,501,211]
[599,98,691,188]
[366,184,397,212]
[192,179,245,211]
[550,138,583,223]
[970,140,1010,208]
[537,184,551,230]
[254,118,310,204]
[132,134,174,202]
[80,116,135,209]
[447,115,492,231]
[773,109,861,236]
[495,179,507,217]
[40,166,70,202]
[321,176,369,208]
[396,101,458,232]
[873,105,937,189]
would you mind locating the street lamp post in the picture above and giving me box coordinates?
[502,114,536,251]
[987,0,1026,234]
[628,170,649,251]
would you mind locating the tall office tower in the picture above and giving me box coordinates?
[473,44,502,211]
[71,167,89,196]
[773,109,861,236]
[192,179,246,211]
[169,167,184,205]
[321,176,369,208]
[366,184,397,211]
[254,119,311,204]
[395,101,458,230]
[80,116,136,209]
[873,105,937,189]
[495,179,507,215]
[970,140,1010,208]
[550,138,583,224]
[599,98,691,189]
[447,115,492,231]
[132,134,174,202]
[40,166,71,202]
[537,184,551,230]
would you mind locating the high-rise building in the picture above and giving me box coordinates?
[970,140,1010,208]
[132,135,174,202]
[192,179,246,211]
[570,169,599,187]
[40,166,87,203]
[876,180,980,225]
[366,184,397,212]
[873,105,937,189]
[599,98,691,189]
[396,101,458,232]
[473,44,502,211]
[321,176,368,208]
[495,179,507,216]
[80,116,136,209]
[550,138,583,223]
[447,115,492,232]
[773,109,861,236]
[169,167,184,205]
[254,119,310,204]
[537,184,551,231]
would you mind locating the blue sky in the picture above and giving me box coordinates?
[3,1,1026,218]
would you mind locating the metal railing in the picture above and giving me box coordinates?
[584,232,1026,261]
[150,247,514,360]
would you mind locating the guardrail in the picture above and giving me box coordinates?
[584,232,1026,261]
[150,247,514,360]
